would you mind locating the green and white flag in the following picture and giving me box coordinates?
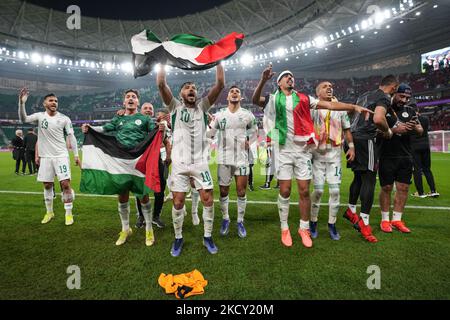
[80,128,162,196]
[131,30,244,77]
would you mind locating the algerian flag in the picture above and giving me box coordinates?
[80,128,162,196]
[131,30,244,77]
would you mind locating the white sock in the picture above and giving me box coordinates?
[328,188,340,225]
[203,205,214,238]
[134,198,140,218]
[64,203,73,217]
[118,202,130,231]
[278,194,290,230]
[141,201,153,232]
[360,212,370,226]
[220,195,230,220]
[191,189,200,215]
[299,219,309,230]
[348,204,357,214]
[172,206,185,239]
[381,211,390,222]
[237,196,246,223]
[310,188,323,223]
[392,211,403,222]
[44,188,53,213]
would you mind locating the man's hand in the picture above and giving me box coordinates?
[74,156,81,168]
[392,122,413,135]
[81,123,90,134]
[164,153,172,166]
[158,121,166,132]
[261,64,274,81]
[116,109,125,116]
[346,147,355,162]
[35,156,40,166]
[19,88,29,105]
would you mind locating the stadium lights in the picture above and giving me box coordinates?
[121,62,133,72]
[240,54,253,66]
[31,52,41,63]
[43,55,52,65]
[0,0,425,75]
[314,36,326,48]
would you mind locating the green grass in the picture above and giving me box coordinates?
[0,151,449,300]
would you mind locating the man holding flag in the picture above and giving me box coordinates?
[81,89,164,247]
[157,64,225,257]
[252,65,372,249]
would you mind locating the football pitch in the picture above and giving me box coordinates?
[0,151,449,300]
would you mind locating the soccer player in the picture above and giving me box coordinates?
[207,86,257,238]
[259,136,277,190]
[82,89,161,247]
[309,81,355,240]
[252,65,371,248]
[379,84,423,233]
[343,75,399,243]
[157,64,224,256]
[18,88,80,225]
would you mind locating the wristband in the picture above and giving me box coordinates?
[348,142,355,149]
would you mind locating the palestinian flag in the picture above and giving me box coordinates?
[80,127,162,196]
[131,30,244,77]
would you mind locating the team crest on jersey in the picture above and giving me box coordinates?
[135,119,142,126]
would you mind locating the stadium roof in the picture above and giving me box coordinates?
[0,0,449,72]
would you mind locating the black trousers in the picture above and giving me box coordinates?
[15,149,26,173]
[348,170,377,215]
[412,148,436,194]
[248,164,254,186]
[25,150,37,174]
[137,159,167,219]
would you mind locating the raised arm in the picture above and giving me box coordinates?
[373,106,391,137]
[18,88,38,123]
[252,64,274,108]
[65,119,80,166]
[156,66,174,108]
[206,64,225,106]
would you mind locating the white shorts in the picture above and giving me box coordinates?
[169,162,214,192]
[37,157,71,182]
[276,150,312,181]
[218,164,249,186]
[312,159,342,189]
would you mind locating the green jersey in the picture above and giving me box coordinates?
[103,113,155,148]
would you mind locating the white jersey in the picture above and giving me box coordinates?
[25,112,74,158]
[211,107,256,166]
[311,109,351,162]
[166,97,211,165]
